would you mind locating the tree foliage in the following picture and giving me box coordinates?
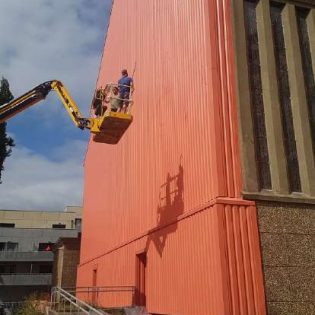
[13,294,44,315]
[0,77,14,183]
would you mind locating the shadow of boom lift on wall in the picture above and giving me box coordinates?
[145,159,184,257]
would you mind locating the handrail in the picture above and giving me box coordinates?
[65,285,135,291]
[0,250,52,253]
[51,286,105,315]
[109,82,134,114]
[0,273,52,275]
[62,286,136,308]
[92,83,134,117]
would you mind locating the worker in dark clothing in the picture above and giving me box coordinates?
[118,69,134,112]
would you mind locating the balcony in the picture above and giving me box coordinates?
[0,251,53,262]
[0,273,52,286]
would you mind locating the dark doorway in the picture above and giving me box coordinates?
[135,252,147,306]
[92,268,98,305]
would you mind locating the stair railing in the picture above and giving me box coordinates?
[50,286,105,315]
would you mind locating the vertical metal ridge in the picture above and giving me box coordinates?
[223,0,243,198]
[221,204,267,315]
[224,204,241,314]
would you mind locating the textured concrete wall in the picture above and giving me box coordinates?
[0,274,52,286]
[61,239,80,288]
[0,228,78,252]
[257,201,315,315]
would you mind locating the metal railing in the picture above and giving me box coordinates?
[0,250,53,261]
[50,287,105,315]
[92,83,134,117]
[66,286,136,307]
[66,285,136,294]
[0,273,52,286]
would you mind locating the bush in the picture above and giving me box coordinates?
[13,294,44,315]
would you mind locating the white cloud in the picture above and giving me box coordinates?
[0,0,111,117]
[0,139,86,210]
[0,0,111,210]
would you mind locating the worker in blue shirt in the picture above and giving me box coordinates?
[118,69,134,112]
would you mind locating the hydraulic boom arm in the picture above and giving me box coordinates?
[0,80,92,130]
[0,79,133,144]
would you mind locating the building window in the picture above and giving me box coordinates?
[52,223,66,229]
[244,0,272,190]
[296,7,315,156]
[0,223,15,228]
[270,1,301,192]
[8,264,16,274]
[39,264,53,274]
[6,242,18,251]
[0,242,18,251]
[38,243,53,251]
[0,264,16,274]
[75,218,82,230]
[232,0,315,198]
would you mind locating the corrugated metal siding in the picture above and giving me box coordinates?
[81,0,241,261]
[78,0,266,314]
[77,202,265,314]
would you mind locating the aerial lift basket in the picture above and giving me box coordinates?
[91,83,133,144]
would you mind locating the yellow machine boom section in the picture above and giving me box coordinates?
[50,81,93,129]
[0,80,133,144]
[0,88,48,124]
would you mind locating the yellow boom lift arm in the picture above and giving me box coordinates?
[0,80,133,144]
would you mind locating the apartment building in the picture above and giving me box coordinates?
[0,206,81,302]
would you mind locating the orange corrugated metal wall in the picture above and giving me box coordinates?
[77,0,267,314]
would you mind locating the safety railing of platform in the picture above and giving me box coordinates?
[92,83,134,117]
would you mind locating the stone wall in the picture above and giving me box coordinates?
[257,201,315,315]
[52,237,80,288]
[61,239,80,288]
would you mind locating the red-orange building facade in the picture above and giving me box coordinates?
[77,1,267,314]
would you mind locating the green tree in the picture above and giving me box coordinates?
[0,77,14,183]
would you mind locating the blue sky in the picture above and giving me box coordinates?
[0,0,112,210]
